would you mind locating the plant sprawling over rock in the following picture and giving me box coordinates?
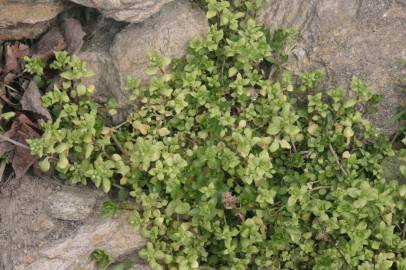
[26,0,406,269]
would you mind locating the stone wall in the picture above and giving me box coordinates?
[0,0,405,269]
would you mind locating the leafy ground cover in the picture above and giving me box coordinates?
[1,0,406,269]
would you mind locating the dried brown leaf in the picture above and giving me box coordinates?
[11,114,39,179]
[63,18,86,54]
[4,42,30,73]
[0,121,18,157]
[21,81,51,120]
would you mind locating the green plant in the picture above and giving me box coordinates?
[27,0,406,269]
[23,56,46,86]
[398,75,406,177]
[91,249,112,269]
[91,249,134,270]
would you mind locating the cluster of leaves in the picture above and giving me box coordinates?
[27,0,406,269]
[91,249,134,270]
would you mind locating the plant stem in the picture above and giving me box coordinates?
[111,134,127,155]
[0,134,30,150]
[328,144,348,176]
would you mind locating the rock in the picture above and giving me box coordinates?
[130,264,151,270]
[0,175,145,270]
[383,156,406,184]
[46,188,98,221]
[18,214,146,270]
[69,0,175,23]
[260,0,406,135]
[0,176,102,269]
[110,0,208,89]
[78,19,126,105]
[30,214,55,233]
[0,0,64,40]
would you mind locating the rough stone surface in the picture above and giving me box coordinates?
[79,19,126,105]
[110,0,208,88]
[17,214,146,270]
[69,0,175,23]
[129,264,151,270]
[0,176,146,270]
[260,0,406,135]
[46,188,97,221]
[0,0,64,40]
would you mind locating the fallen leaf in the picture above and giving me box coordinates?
[21,81,51,120]
[0,121,18,157]
[11,114,39,179]
[33,27,66,59]
[3,73,16,85]
[17,113,39,129]
[4,42,30,73]
[0,160,6,183]
[63,18,86,54]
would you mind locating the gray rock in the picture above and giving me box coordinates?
[69,0,175,23]
[79,19,126,105]
[17,214,146,270]
[383,156,406,184]
[0,175,145,270]
[0,0,64,40]
[110,0,208,88]
[29,213,55,233]
[47,188,97,221]
[260,0,406,135]
[129,264,151,270]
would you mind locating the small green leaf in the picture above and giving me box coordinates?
[207,10,217,19]
[228,67,238,77]
[280,139,291,149]
[343,98,357,108]
[175,202,190,215]
[343,127,354,138]
[0,112,16,120]
[38,158,50,172]
[91,249,112,269]
[102,178,111,193]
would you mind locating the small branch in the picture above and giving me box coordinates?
[113,120,128,130]
[221,60,226,85]
[402,223,406,240]
[328,144,348,176]
[0,134,30,150]
[390,132,399,145]
[289,136,297,152]
[113,183,124,190]
[111,134,127,155]
[309,186,331,192]
[333,243,353,270]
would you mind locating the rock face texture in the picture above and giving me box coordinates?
[17,214,146,270]
[0,176,146,270]
[46,188,97,221]
[110,0,209,88]
[80,0,208,106]
[78,19,126,105]
[260,0,406,135]
[69,0,175,23]
[0,0,64,40]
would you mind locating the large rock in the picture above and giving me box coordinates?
[0,0,64,40]
[260,0,406,135]
[17,214,146,270]
[79,19,127,105]
[69,0,175,23]
[0,175,146,270]
[110,0,208,89]
[46,188,97,221]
